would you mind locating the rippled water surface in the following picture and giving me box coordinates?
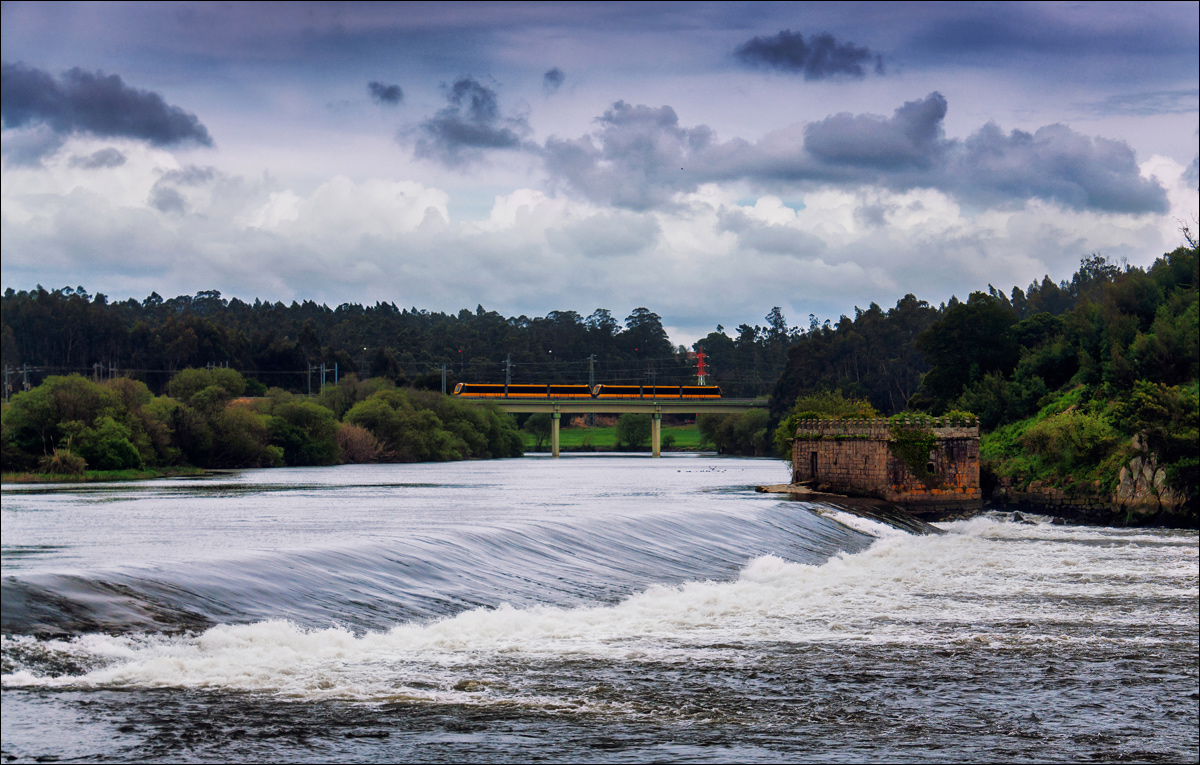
[2,455,1197,762]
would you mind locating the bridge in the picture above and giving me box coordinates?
[458,397,768,457]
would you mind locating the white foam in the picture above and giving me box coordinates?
[817,509,910,539]
[4,518,1195,703]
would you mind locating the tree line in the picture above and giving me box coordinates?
[759,240,1197,505]
[3,233,1196,505]
[1,368,524,475]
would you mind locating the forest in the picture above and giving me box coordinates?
[0,293,792,398]
[2,234,1196,511]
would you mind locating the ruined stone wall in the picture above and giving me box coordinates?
[884,436,980,504]
[792,436,889,492]
[791,418,981,507]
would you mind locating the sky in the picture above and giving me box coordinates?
[2,1,1197,346]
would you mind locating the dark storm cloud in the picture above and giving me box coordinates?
[69,147,127,169]
[368,81,403,105]
[543,92,1168,215]
[804,92,947,169]
[414,78,529,166]
[543,67,565,94]
[1,62,212,147]
[734,30,882,80]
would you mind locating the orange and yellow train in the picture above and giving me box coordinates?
[453,383,722,399]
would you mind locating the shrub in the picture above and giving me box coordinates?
[1021,410,1120,472]
[773,391,878,460]
[39,447,87,475]
[336,423,381,463]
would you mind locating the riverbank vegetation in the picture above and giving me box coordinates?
[1,369,523,475]
[770,237,1198,515]
[1,466,208,484]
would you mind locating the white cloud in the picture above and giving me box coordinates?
[2,134,1194,346]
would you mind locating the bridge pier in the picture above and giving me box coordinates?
[551,408,561,458]
[652,411,662,457]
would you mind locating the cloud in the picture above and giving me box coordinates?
[543,100,718,210]
[543,67,565,94]
[952,122,1167,213]
[1,123,66,166]
[545,210,660,258]
[1077,89,1199,117]
[368,81,403,105]
[804,92,947,170]
[69,147,126,169]
[1,136,1187,347]
[542,93,1168,215]
[734,30,882,80]
[413,77,529,167]
[148,165,217,213]
[1,62,212,148]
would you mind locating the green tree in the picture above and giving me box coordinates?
[523,413,553,451]
[74,415,142,470]
[269,401,341,466]
[616,413,651,450]
[916,292,1019,409]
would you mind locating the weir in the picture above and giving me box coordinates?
[459,398,768,457]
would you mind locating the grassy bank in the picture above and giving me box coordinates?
[522,424,707,452]
[2,466,210,484]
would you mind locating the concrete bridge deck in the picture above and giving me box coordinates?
[458,397,768,457]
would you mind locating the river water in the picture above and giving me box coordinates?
[2,454,1196,763]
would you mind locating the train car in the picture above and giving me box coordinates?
[591,384,722,399]
[453,383,593,398]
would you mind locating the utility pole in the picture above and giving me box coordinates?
[22,363,30,392]
[307,364,314,396]
[441,364,447,394]
[334,363,338,385]
[320,362,326,390]
[3,365,9,402]
[505,354,511,398]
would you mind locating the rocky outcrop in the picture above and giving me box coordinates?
[1114,435,1187,513]
[988,434,1195,527]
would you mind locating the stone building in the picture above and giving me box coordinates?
[791,418,981,508]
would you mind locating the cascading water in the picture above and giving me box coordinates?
[3,455,1196,763]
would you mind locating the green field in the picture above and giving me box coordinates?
[521,424,708,452]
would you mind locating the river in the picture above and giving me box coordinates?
[2,454,1197,762]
